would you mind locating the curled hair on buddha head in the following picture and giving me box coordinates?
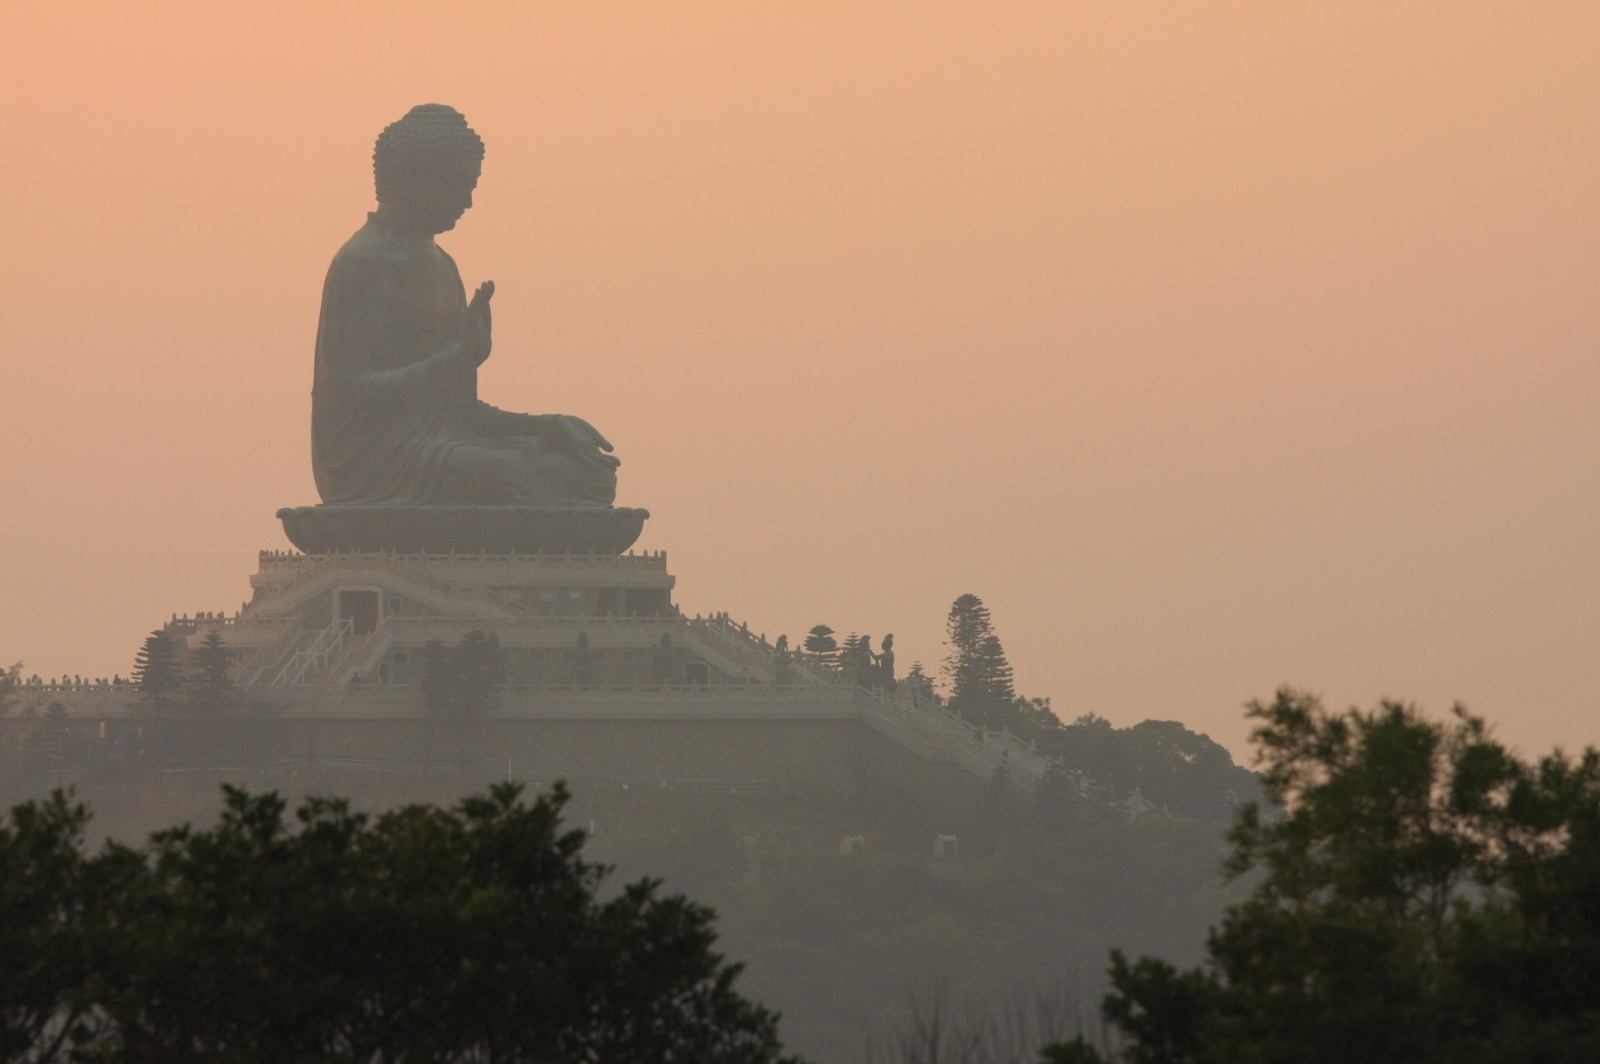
[372,104,486,203]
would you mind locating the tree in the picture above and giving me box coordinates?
[972,634,1015,704]
[21,702,82,790]
[943,595,1017,725]
[1015,696,1060,735]
[803,624,839,670]
[184,631,237,716]
[452,629,502,715]
[420,631,502,729]
[902,661,937,706]
[941,594,993,699]
[942,595,1018,728]
[419,636,454,716]
[0,789,147,1064]
[839,633,875,687]
[1049,689,1600,1063]
[0,784,802,1063]
[1037,717,1259,824]
[130,630,182,716]
[0,660,21,718]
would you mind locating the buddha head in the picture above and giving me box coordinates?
[373,104,486,235]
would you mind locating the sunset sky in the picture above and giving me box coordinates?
[2,2,1595,758]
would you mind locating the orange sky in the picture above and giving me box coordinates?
[2,2,1596,759]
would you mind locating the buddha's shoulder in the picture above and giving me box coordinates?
[330,218,413,268]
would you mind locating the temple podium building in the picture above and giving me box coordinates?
[42,546,1049,795]
[227,548,680,689]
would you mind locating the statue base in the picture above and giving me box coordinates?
[276,504,649,556]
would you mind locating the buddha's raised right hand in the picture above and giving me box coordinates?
[464,280,495,367]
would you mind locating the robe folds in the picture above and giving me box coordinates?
[310,213,615,507]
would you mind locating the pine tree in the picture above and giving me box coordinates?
[420,633,502,718]
[419,637,454,716]
[839,634,879,688]
[942,596,1020,727]
[186,631,237,716]
[802,624,839,670]
[902,661,937,706]
[941,594,993,705]
[836,633,863,686]
[131,630,183,716]
[974,634,1015,704]
[0,660,21,717]
[453,630,502,716]
[23,700,80,787]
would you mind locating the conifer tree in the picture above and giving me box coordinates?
[419,633,502,718]
[23,700,80,787]
[903,661,937,706]
[841,634,880,688]
[452,630,502,717]
[942,594,993,702]
[943,596,1023,727]
[186,631,238,716]
[131,630,183,716]
[0,660,21,717]
[974,634,1015,705]
[419,637,454,717]
[802,624,840,669]
[837,633,864,685]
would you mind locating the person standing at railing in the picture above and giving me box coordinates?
[649,632,675,684]
[572,632,595,685]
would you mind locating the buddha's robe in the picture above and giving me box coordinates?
[311,213,615,507]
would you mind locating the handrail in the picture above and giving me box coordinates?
[849,683,1050,790]
[356,553,520,616]
[686,613,842,687]
[241,619,303,685]
[328,619,395,687]
[270,617,353,686]
[256,549,670,571]
[252,558,519,621]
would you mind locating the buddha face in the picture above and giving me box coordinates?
[389,157,482,236]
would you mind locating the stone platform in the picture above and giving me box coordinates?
[277,504,649,556]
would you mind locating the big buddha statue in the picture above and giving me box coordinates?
[278,104,647,555]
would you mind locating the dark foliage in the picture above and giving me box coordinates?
[943,595,1020,728]
[972,635,1015,707]
[1037,717,1261,825]
[0,791,119,1063]
[0,784,801,1063]
[184,631,237,716]
[802,625,839,669]
[419,636,454,715]
[451,629,502,713]
[902,662,936,705]
[130,631,182,716]
[1050,689,1600,1063]
[840,634,876,688]
[419,631,501,718]
[20,703,83,790]
[0,662,20,718]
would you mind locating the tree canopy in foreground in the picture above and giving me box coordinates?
[1046,688,1600,1064]
[0,782,800,1064]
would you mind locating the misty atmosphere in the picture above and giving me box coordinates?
[3,5,1597,1063]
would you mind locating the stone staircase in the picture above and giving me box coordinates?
[267,617,354,686]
